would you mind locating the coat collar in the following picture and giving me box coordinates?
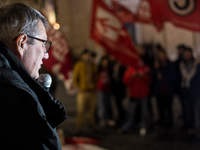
[0,42,32,80]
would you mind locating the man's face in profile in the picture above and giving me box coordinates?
[21,20,49,79]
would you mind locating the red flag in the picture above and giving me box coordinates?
[149,0,200,32]
[111,0,136,23]
[43,24,77,94]
[90,0,140,67]
[136,0,152,24]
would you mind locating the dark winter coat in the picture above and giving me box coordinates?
[152,60,177,96]
[0,42,67,150]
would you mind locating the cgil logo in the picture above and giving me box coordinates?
[168,0,196,16]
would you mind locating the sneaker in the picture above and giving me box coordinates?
[108,120,116,127]
[117,128,127,134]
[139,128,146,136]
[99,121,106,128]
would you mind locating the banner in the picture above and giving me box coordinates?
[136,0,152,24]
[90,0,140,67]
[149,0,200,32]
[43,24,77,94]
[111,0,136,23]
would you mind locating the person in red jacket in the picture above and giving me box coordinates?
[119,60,151,136]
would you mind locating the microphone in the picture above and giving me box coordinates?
[37,73,52,91]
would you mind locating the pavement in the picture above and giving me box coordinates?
[54,80,200,150]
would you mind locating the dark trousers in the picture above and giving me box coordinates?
[156,95,173,128]
[113,94,125,125]
[181,88,195,129]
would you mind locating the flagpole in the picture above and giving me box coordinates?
[163,23,168,52]
[192,32,200,61]
[192,32,196,58]
[153,24,159,63]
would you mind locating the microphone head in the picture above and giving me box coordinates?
[37,73,52,88]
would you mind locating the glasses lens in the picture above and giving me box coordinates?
[45,42,51,53]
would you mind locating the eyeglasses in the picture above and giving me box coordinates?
[27,35,52,53]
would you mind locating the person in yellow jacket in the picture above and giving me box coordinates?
[73,49,98,134]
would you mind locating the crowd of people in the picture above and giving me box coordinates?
[72,44,200,136]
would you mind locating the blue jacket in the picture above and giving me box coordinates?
[0,42,67,149]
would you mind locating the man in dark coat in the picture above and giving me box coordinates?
[0,3,67,150]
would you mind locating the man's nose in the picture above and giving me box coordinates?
[43,52,49,60]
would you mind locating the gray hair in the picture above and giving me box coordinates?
[0,3,48,48]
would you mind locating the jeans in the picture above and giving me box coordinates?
[97,91,112,123]
[122,97,149,131]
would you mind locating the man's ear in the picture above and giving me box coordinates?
[15,34,28,56]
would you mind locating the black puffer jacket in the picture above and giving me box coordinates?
[0,42,68,150]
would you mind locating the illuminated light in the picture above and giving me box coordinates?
[53,23,60,30]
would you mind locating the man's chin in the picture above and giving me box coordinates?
[32,73,39,79]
